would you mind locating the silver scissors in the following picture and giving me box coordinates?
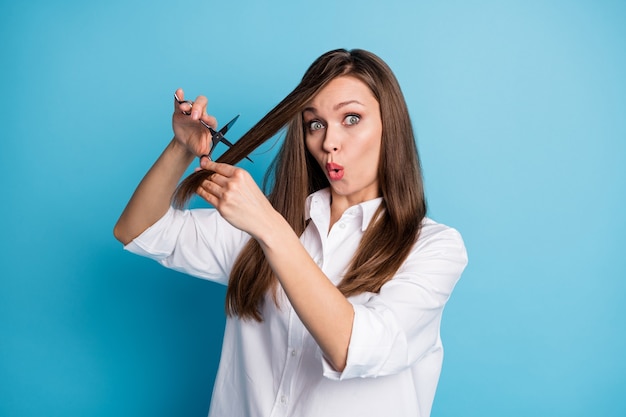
[174,93,252,162]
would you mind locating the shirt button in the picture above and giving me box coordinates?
[280,395,287,404]
[339,223,346,229]
[291,349,297,357]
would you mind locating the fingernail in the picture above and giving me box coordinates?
[192,110,200,119]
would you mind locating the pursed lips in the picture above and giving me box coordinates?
[326,162,344,181]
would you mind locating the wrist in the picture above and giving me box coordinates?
[256,210,295,251]
[169,137,196,162]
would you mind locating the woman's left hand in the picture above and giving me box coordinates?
[197,159,280,240]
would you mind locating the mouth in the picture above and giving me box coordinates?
[326,162,344,181]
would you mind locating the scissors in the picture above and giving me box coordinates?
[174,93,252,162]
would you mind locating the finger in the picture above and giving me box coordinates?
[196,184,218,207]
[200,159,237,176]
[191,95,208,120]
[200,157,212,170]
[200,113,218,131]
[174,88,184,102]
[207,171,229,188]
[174,88,191,113]
[199,155,212,165]
[199,178,223,201]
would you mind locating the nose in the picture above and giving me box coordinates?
[322,124,341,153]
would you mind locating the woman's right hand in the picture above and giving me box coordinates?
[172,88,218,157]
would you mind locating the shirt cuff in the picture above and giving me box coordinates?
[322,302,406,381]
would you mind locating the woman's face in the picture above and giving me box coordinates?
[304,76,383,206]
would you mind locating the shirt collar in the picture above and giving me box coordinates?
[305,188,384,232]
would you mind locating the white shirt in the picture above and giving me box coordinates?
[125,188,467,417]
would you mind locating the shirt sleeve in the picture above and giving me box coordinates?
[323,221,468,380]
[124,206,250,285]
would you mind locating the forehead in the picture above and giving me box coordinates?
[305,76,377,109]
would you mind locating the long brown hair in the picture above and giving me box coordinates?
[172,49,426,321]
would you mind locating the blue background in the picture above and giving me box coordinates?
[1,0,624,416]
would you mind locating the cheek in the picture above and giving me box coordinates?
[363,140,382,176]
[363,130,382,162]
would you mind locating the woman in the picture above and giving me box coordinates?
[114,48,467,417]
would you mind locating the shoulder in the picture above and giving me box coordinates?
[404,217,468,270]
[418,217,464,245]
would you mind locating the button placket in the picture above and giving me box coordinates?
[271,304,304,416]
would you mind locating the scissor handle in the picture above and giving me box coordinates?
[173,93,252,162]
[174,93,195,115]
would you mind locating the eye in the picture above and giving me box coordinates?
[308,120,325,131]
[344,114,360,126]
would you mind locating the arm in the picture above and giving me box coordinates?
[261,213,355,372]
[113,89,216,245]
[113,138,194,245]
[330,225,468,380]
[196,161,467,375]
[196,159,355,372]
[265,221,466,377]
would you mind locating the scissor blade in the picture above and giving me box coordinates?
[213,132,235,149]
[205,124,253,162]
[219,114,240,136]
[217,134,253,162]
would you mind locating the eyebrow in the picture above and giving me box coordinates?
[333,100,364,110]
[303,100,365,114]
